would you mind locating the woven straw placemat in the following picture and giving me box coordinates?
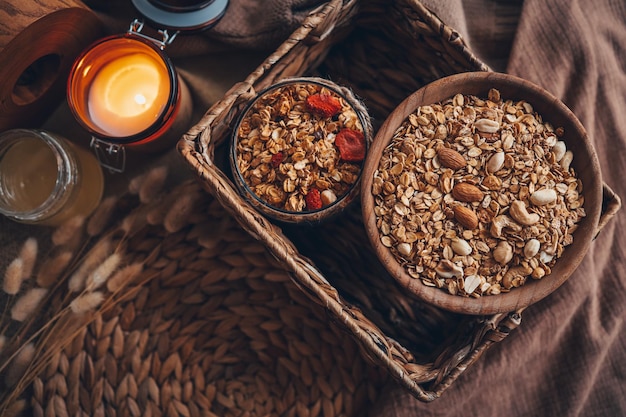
[0,167,387,417]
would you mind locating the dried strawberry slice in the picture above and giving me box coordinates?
[305,188,323,211]
[335,128,366,162]
[271,152,284,168]
[305,93,342,118]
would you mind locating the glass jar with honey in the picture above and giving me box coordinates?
[0,129,104,226]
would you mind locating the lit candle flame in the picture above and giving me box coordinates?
[134,94,147,106]
[87,53,170,137]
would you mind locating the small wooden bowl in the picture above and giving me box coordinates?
[361,72,602,315]
[230,77,372,224]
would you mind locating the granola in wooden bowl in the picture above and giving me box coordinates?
[231,77,372,223]
[361,72,602,315]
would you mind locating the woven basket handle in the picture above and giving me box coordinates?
[308,0,349,41]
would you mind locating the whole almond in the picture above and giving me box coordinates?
[437,147,466,170]
[452,182,483,202]
[452,205,479,229]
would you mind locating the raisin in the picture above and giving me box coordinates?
[271,152,284,168]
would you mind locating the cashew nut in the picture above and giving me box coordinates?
[490,215,523,238]
[509,200,540,225]
[435,260,464,279]
[493,241,514,265]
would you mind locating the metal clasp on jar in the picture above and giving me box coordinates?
[90,137,126,173]
[128,18,178,50]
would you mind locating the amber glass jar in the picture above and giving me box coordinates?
[0,129,104,226]
[67,33,192,158]
[67,1,227,171]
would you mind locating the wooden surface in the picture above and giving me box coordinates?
[0,0,104,130]
[0,0,91,48]
[360,71,604,315]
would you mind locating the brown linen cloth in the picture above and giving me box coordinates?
[0,0,624,416]
[369,0,626,416]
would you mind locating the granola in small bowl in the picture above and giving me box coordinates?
[231,77,371,223]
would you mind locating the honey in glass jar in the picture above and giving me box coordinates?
[0,129,104,226]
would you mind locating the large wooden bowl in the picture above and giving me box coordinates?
[361,72,602,315]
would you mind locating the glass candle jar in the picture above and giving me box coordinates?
[66,28,193,171]
[0,129,104,226]
[67,0,228,172]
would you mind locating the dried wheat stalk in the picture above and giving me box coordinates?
[0,166,186,415]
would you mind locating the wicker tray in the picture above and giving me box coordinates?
[178,0,621,401]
